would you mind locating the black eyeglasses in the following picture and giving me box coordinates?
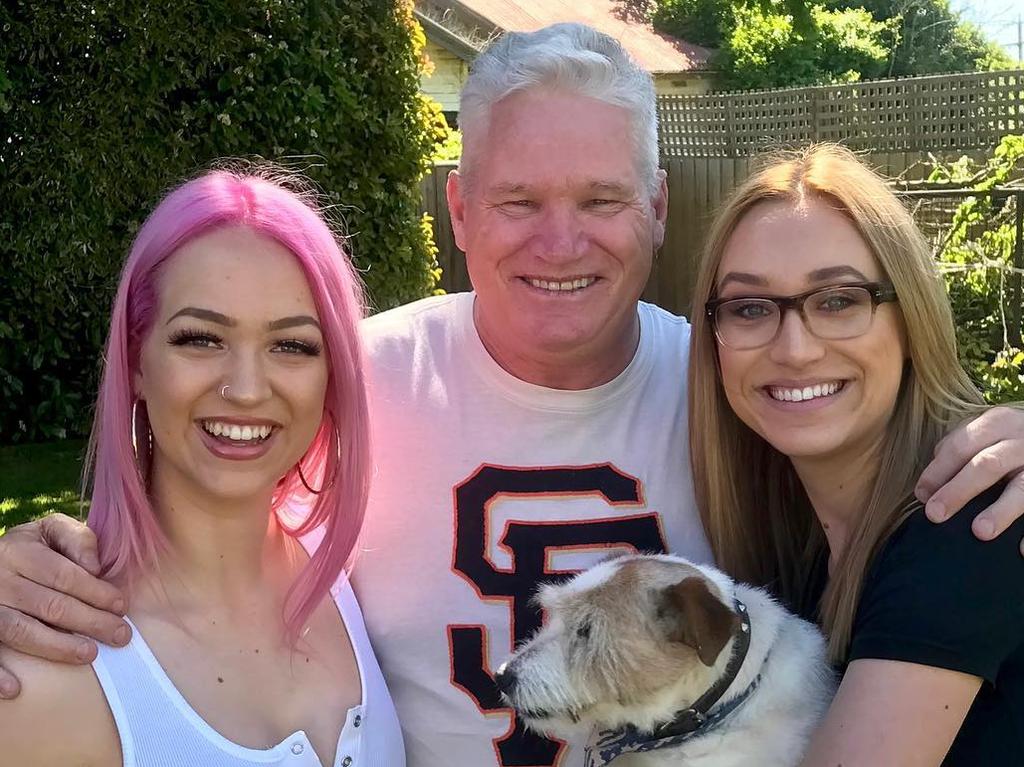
[705,282,899,350]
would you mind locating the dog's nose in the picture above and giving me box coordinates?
[494,662,517,697]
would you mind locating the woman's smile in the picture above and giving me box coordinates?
[758,379,849,412]
[195,417,280,461]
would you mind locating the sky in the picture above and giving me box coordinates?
[951,0,1023,61]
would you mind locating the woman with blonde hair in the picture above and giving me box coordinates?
[689,143,1023,764]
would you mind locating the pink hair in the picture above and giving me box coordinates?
[86,169,371,640]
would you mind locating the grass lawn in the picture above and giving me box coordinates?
[0,440,89,533]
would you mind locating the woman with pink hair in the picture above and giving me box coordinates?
[0,168,405,766]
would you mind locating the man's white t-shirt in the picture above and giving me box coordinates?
[352,293,712,766]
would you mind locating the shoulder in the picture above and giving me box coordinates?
[850,485,1024,680]
[360,293,464,347]
[359,293,468,394]
[639,301,691,336]
[0,647,120,765]
[638,301,692,370]
[875,484,1022,578]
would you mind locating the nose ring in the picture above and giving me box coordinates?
[220,385,230,400]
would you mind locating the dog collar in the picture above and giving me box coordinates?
[584,597,758,767]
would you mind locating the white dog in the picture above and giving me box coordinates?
[495,554,835,767]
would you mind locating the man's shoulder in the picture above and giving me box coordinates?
[639,301,691,333]
[638,301,693,369]
[361,293,464,346]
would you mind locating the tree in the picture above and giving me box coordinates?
[653,0,818,47]
[828,0,1014,76]
[653,0,729,47]
[651,0,1013,89]
[721,4,891,89]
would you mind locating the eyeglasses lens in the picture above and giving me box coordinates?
[715,287,874,349]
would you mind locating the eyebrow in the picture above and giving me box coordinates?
[167,307,235,327]
[717,265,872,293]
[716,271,767,292]
[486,180,633,196]
[586,181,632,196]
[267,315,322,332]
[807,265,871,283]
[488,182,530,196]
[167,307,321,332]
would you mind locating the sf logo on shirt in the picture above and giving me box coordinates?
[450,464,667,766]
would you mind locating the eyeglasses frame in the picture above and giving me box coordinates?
[704,281,899,350]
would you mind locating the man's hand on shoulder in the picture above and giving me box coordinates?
[0,513,130,698]
[916,406,1024,552]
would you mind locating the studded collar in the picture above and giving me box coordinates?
[584,597,758,767]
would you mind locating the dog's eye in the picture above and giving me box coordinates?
[576,622,591,640]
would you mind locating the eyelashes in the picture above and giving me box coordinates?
[275,339,323,356]
[167,327,322,356]
[167,328,221,348]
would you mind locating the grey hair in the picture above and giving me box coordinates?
[458,22,660,196]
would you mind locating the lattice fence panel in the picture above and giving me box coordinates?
[658,70,1024,158]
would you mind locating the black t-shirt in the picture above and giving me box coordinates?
[798,486,1024,765]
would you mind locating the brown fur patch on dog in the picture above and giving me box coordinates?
[665,577,740,666]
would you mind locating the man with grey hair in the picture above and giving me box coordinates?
[1,20,1024,767]
[353,24,708,764]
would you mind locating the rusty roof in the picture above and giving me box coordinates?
[425,0,712,73]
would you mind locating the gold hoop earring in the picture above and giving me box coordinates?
[296,425,342,495]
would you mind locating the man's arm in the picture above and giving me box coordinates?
[917,406,1024,548]
[800,659,979,767]
[0,514,129,698]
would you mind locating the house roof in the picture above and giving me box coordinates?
[419,0,712,73]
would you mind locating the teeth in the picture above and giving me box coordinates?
[529,277,595,292]
[201,421,273,442]
[768,381,843,403]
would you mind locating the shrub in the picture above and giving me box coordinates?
[928,135,1024,404]
[0,0,440,443]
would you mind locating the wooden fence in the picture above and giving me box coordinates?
[420,150,990,317]
[658,69,1023,158]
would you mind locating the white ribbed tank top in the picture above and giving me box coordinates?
[91,535,405,767]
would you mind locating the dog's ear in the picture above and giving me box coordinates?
[663,578,739,667]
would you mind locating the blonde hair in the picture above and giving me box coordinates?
[688,144,985,661]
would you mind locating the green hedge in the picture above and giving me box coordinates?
[0,0,441,443]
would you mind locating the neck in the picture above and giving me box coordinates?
[473,301,640,390]
[790,443,883,564]
[144,461,298,611]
